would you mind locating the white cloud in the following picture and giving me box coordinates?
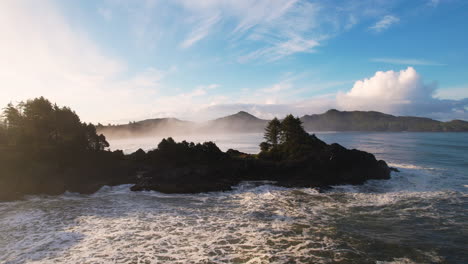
[180,14,221,48]
[102,0,409,62]
[369,15,399,32]
[175,0,324,61]
[337,67,431,113]
[336,67,467,119]
[371,58,445,66]
[435,85,468,100]
[106,68,467,122]
[0,0,170,124]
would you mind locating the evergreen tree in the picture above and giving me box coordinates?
[280,114,306,144]
[264,117,281,146]
[0,119,6,145]
[1,97,109,151]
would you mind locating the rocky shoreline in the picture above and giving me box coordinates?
[0,135,393,201]
[0,98,393,201]
[129,135,392,194]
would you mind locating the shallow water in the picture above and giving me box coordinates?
[1,132,467,263]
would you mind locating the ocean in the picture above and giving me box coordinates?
[1,132,467,263]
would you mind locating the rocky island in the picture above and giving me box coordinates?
[0,97,392,201]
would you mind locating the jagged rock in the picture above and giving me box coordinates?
[130,136,391,194]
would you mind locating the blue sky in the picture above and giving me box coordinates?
[1,0,467,123]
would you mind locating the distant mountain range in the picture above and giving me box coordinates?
[301,109,468,132]
[97,109,468,138]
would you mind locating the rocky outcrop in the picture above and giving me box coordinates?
[130,136,391,193]
[0,135,392,201]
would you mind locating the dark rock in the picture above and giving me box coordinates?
[129,136,392,194]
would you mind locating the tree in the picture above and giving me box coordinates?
[0,119,6,145]
[264,118,281,146]
[259,142,271,152]
[280,114,307,144]
[84,123,110,151]
[1,97,109,151]
[3,102,24,145]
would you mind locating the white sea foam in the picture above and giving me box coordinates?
[2,132,467,263]
[3,178,461,264]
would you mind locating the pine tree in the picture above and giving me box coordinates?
[280,114,306,144]
[264,117,281,146]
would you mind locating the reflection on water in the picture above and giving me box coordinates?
[1,132,467,263]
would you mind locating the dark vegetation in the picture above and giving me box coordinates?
[1,97,392,201]
[0,97,135,201]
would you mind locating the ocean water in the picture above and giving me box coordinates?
[1,132,467,264]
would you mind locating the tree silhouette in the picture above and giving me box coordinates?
[0,120,6,145]
[280,114,307,144]
[1,97,109,151]
[259,114,323,160]
[264,117,281,147]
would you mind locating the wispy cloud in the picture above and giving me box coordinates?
[371,58,445,66]
[101,0,410,62]
[238,36,321,63]
[180,14,221,48]
[369,15,400,32]
[177,0,324,62]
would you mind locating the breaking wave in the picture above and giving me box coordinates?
[1,132,467,263]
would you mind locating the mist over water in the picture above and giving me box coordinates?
[1,132,467,263]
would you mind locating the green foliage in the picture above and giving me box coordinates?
[279,114,308,144]
[1,97,108,151]
[263,117,281,147]
[259,114,328,160]
[150,137,224,167]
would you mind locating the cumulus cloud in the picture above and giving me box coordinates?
[336,67,468,119]
[150,68,467,122]
[369,15,399,32]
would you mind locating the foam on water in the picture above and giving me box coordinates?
[1,132,467,263]
[1,177,466,263]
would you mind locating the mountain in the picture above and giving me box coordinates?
[97,118,194,138]
[301,109,468,132]
[97,110,468,138]
[201,111,269,133]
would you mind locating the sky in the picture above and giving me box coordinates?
[1,0,467,123]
